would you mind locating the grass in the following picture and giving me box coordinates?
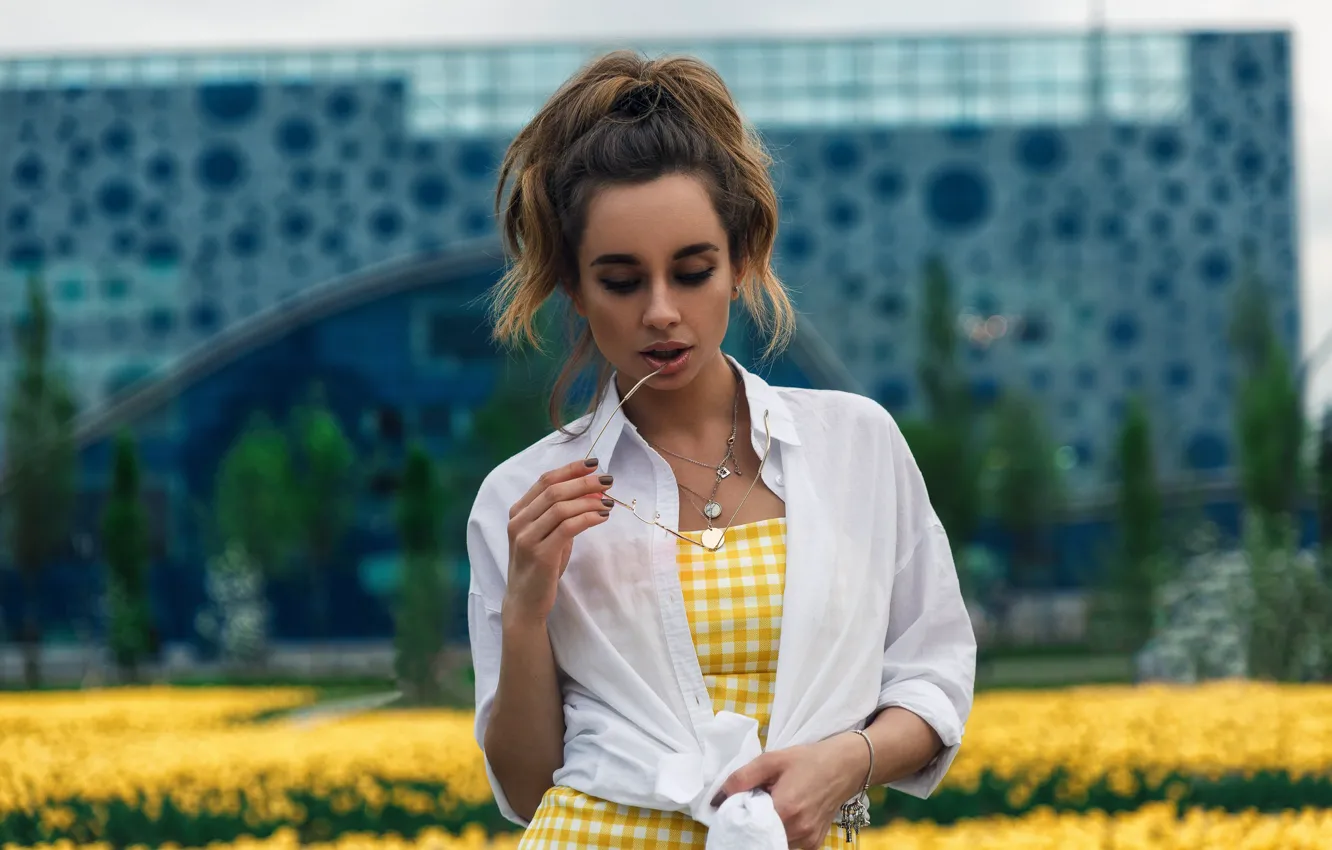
[976,653,1135,690]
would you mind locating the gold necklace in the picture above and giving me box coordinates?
[585,364,772,552]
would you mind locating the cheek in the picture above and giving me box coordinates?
[580,295,630,342]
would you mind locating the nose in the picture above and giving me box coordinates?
[641,277,680,329]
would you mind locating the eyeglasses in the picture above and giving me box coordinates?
[584,366,773,552]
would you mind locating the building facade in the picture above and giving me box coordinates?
[0,30,1299,639]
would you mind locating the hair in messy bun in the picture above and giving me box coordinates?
[489,49,795,429]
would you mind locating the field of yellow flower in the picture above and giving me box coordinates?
[2,681,1330,848]
[9,806,1332,850]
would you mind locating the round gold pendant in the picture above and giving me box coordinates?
[700,528,725,551]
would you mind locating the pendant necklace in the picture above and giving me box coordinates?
[648,371,742,525]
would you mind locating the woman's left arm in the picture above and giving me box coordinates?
[715,417,977,848]
[715,520,975,849]
[867,516,977,797]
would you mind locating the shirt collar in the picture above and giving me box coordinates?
[576,354,802,470]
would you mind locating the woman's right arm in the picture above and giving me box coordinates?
[482,609,564,820]
[468,458,615,822]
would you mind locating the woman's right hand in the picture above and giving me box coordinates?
[503,458,615,624]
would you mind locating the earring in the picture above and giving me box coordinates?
[731,286,740,301]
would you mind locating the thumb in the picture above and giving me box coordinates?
[713,753,785,807]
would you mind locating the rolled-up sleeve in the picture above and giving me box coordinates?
[875,419,978,799]
[466,483,529,826]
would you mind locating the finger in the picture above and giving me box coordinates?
[530,504,613,561]
[526,486,615,544]
[508,468,612,543]
[515,473,614,542]
[509,458,603,518]
[713,753,785,806]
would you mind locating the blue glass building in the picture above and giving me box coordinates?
[0,31,1299,639]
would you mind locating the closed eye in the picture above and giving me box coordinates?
[599,268,716,294]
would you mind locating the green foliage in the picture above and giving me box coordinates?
[1230,263,1304,538]
[1103,397,1164,652]
[1318,409,1332,545]
[985,392,1061,585]
[398,444,443,556]
[439,352,558,557]
[898,418,982,557]
[289,386,356,638]
[1227,246,1276,377]
[918,256,969,421]
[394,444,447,704]
[1117,398,1162,565]
[471,355,559,462]
[100,431,152,682]
[902,256,983,557]
[4,768,1332,845]
[1237,519,1332,682]
[214,414,296,576]
[3,276,77,687]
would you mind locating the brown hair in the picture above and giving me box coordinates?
[488,49,796,431]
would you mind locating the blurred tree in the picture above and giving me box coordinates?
[1318,408,1332,546]
[986,392,1060,587]
[1239,518,1332,682]
[1228,246,1276,378]
[3,276,77,688]
[1107,396,1164,652]
[470,363,554,471]
[445,334,563,549]
[918,256,969,422]
[1229,256,1304,540]
[100,430,151,683]
[290,385,356,639]
[394,443,446,704]
[214,413,296,577]
[899,256,982,558]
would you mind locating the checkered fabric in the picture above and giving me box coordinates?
[520,517,849,849]
[678,516,788,744]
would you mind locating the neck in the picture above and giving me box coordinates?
[616,351,739,445]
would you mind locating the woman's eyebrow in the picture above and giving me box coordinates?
[590,243,718,266]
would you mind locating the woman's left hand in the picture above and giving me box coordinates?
[713,733,868,849]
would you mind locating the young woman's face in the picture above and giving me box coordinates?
[573,173,738,389]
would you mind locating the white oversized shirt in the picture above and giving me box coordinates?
[467,358,977,829]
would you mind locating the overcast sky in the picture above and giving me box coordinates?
[1,0,1328,414]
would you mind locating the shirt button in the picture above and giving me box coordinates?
[775,474,784,486]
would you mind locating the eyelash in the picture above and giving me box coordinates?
[602,268,716,293]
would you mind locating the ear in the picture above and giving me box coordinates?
[569,281,587,317]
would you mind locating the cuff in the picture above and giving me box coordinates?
[875,679,965,799]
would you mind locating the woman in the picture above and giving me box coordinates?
[467,50,976,849]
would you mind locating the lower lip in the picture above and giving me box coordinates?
[641,347,692,376]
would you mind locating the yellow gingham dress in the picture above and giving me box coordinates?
[520,517,849,848]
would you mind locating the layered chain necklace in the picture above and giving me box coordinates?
[647,369,743,532]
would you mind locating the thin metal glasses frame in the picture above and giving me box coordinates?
[583,366,773,551]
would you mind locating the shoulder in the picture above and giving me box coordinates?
[469,415,594,520]
[777,386,904,445]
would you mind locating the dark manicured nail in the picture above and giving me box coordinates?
[711,792,726,808]
[598,509,611,517]
[584,458,599,467]
[599,474,613,485]
[602,497,614,508]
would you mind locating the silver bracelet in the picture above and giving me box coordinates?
[837,729,874,842]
